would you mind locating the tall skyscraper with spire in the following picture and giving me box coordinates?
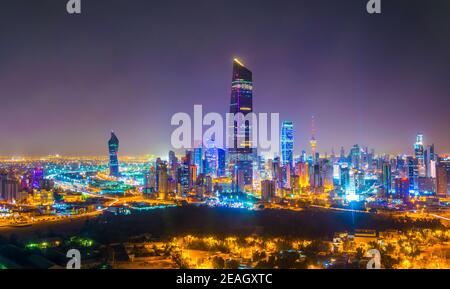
[228,58,254,190]
[108,131,120,177]
[310,116,317,161]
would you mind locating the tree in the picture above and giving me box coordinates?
[211,256,225,269]
[276,251,301,269]
[225,259,240,269]
[355,247,365,259]
[304,240,329,257]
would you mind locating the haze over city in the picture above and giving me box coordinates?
[1,0,450,156]
[1,0,450,273]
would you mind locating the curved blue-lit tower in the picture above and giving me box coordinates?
[108,131,120,177]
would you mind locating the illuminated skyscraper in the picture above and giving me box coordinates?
[339,146,346,163]
[193,146,203,177]
[0,173,19,203]
[436,163,448,197]
[217,148,226,177]
[382,162,392,195]
[229,58,253,150]
[346,169,357,201]
[350,144,362,170]
[414,133,425,176]
[144,166,157,195]
[158,162,169,199]
[407,156,419,191]
[204,138,218,176]
[32,167,44,189]
[168,150,178,180]
[395,178,410,200]
[281,165,291,189]
[169,150,177,166]
[425,144,436,178]
[296,162,309,188]
[228,58,254,189]
[281,121,294,169]
[108,131,120,177]
[177,164,190,194]
[340,165,350,191]
[310,116,317,161]
[261,180,276,202]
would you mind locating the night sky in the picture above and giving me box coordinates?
[1,0,449,156]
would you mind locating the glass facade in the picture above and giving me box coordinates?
[108,132,120,177]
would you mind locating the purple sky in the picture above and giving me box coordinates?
[1,0,449,157]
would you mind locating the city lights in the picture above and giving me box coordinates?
[1,0,449,273]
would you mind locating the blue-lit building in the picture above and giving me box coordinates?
[32,167,44,189]
[217,148,226,177]
[169,150,177,166]
[281,120,294,169]
[340,165,350,191]
[382,162,392,195]
[177,156,191,194]
[193,147,203,177]
[204,138,218,176]
[108,131,120,177]
[350,144,362,170]
[407,156,418,191]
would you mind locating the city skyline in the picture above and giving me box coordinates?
[1,0,450,156]
[0,1,449,271]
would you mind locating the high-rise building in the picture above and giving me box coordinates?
[346,169,357,200]
[350,144,362,170]
[339,146,346,163]
[414,133,425,177]
[168,151,178,180]
[154,158,164,192]
[301,150,307,163]
[394,178,410,200]
[436,163,448,197]
[407,156,419,191]
[296,162,309,188]
[396,156,406,177]
[310,116,317,162]
[228,59,254,189]
[281,121,294,169]
[261,180,276,202]
[158,163,169,199]
[189,165,197,189]
[32,167,44,189]
[311,163,321,189]
[177,164,190,194]
[0,173,19,203]
[204,138,218,177]
[281,165,291,189]
[193,146,203,177]
[108,131,120,177]
[322,160,334,191]
[340,165,350,191]
[382,162,392,195]
[418,177,434,193]
[425,144,436,178]
[272,156,282,188]
[217,148,226,177]
[169,150,177,166]
[144,166,157,195]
